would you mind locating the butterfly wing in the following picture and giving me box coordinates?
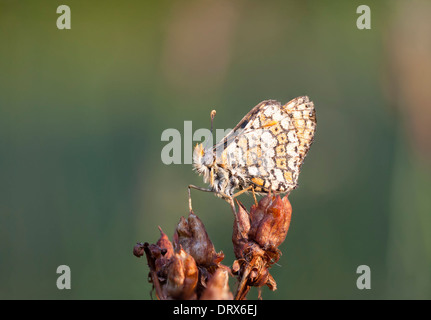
[214,97,316,193]
[282,96,317,163]
[211,100,279,155]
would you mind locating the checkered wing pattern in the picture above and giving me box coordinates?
[213,96,316,193]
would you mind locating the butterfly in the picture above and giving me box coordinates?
[189,96,316,212]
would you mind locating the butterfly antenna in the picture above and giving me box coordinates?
[203,110,216,150]
[210,110,216,135]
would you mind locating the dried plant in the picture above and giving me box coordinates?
[232,195,292,299]
[134,194,292,300]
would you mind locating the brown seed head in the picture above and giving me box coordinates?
[165,248,199,300]
[174,211,224,267]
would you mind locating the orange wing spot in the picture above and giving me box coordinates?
[277,132,288,144]
[276,158,288,169]
[251,177,265,186]
[262,120,278,128]
[284,171,293,183]
[275,145,286,156]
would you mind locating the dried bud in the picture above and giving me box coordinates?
[249,195,273,231]
[165,248,199,300]
[249,195,292,249]
[232,201,251,259]
[174,211,224,267]
[133,242,145,258]
[154,227,174,273]
[200,268,233,300]
[157,226,174,259]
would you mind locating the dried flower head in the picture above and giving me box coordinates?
[135,210,231,300]
[232,194,292,299]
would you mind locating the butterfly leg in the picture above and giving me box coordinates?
[251,187,258,206]
[231,186,253,199]
[188,184,214,213]
[220,195,245,234]
[189,184,239,216]
[226,196,237,217]
[213,191,237,216]
[231,185,258,206]
[188,185,248,236]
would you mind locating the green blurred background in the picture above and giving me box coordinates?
[1,0,430,299]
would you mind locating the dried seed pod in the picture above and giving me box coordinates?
[165,248,199,300]
[200,268,233,300]
[133,242,145,258]
[174,211,224,267]
[153,227,174,273]
[251,195,292,249]
[249,195,273,234]
[232,201,251,260]
[157,226,174,259]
